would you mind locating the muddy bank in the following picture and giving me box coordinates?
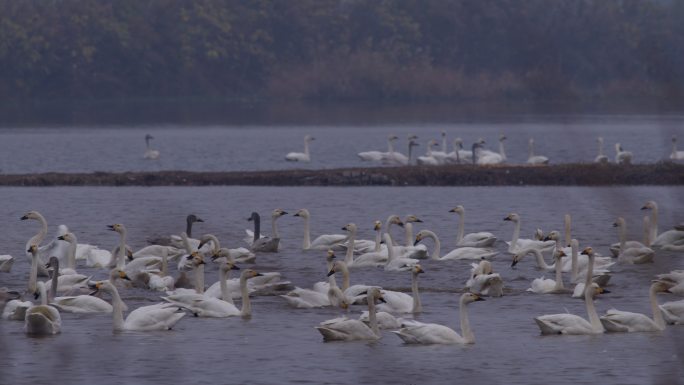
[0,163,682,187]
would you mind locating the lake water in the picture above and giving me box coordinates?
[1,114,683,174]
[1,185,683,384]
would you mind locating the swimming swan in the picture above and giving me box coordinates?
[612,217,654,264]
[245,210,287,252]
[293,208,347,251]
[392,293,485,344]
[414,230,498,261]
[533,247,604,335]
[526,250,570,294]
[24,281,61,335]
[315,287,384,341]
[641,200,684,247]
[600,281,671,332]
[377,265,424,314]
[504,213,555,253]
[20,211,51,277]
[143,134,160,159]
[465,260,504,297]
[46,257,113,313]
[285,135,314,162]
[449,205,497,248]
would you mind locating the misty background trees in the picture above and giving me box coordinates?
[1,0,682,102]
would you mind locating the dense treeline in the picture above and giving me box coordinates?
[1,0,683,102]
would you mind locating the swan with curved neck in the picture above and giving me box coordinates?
[316,288,384,341]
[46,257,114,313]
[281,250,345,309]
[533,247,604,335]
[376,265,424,314]
[392,293,485,344]
[21,211,50,276]
[107,224,128,269]
[527,138,549,165]
[642,200,684,247]
[144,134,160,159]
[449,206,497,247]
[504,213,555,253]
[415,230,498,261]
[56,232,79,274]
[293,208,347,250]
[24,280,61,335]
[285,135,314,162]
[600,281,671,332]
[527,250,568,294]
[613,217,654,264]
[595,137,609,163]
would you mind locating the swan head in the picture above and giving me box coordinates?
[272,209,288,218]
[220,261,240,273]
[673,135,678,143]
[27,244,38,255]
[45,256,59,271]
[304,135,315,142]
[109,268,131,282]
[543,230,561,241]
[187,214,204,224]
[326,249,336,262]
[412,265,424,275]
[580,247,594,256]
[373,220,382,231]
[612,217,625,228]
[651,280,672,294]
[448,205,465,215]
[404,215,423,223]
[241,269,263,280]
[145,134,154,141]
[503,213,520,222]
[293,209,310,218]
[641,200,657,211]
[387,215,404,228]
[186,252,205,267]
[388,135,399,141]
[498,133,507,141]
[107,224,126,234]
[529,138,535,145]
[367,287,384,303]
[327,260,347,276]
[57,232,76,243]
[533,228,544,241]
[428,139,439,148]
[441,131,446,138]
[408,134,418,141]
[342,223,357,233]
[20,211,42,221]
[414,230,429,246]
[553,250,566,260]
[597,137,604,144]
[461,292,485,304]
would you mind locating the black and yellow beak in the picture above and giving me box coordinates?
[20,215,29,220]
[107,225,116,231]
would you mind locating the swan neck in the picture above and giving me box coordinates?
[68,237,77,270]
[302,216,311,249]
[643,216,651,247]
[252,216,260,242]
[384,234,396,264]
[161,248,168,276]
[48,265,58,302]
[528,140,534,158]
[427,231,441,260]
[460,297,475,343]
[271,215,279,239]
[618,223,626,252]
[564,215,572,246]
[598,140,604,156]
[110,286,125,331]
[411,272,422,313]
[303,139,310,156]
[367,295,379,336]
[404,223,413,247]
[649,285,665,329]
[584,287,602,332]
[239,276,251,317]
[554,254,564,290]
[387,139,395,153]
[499,140,506,160]
[344,228,356,265]
[650,206,658,241]
[117,230,127,269]
[28,252,39,294]
[219,267,234,305]
[194,264,205,294]
[340,263,350,291]
[207,235,220,254]
[456,213,465,243]
[374,228,382,252]
[186,220,193,238]
[533,249,553,270]
[509,220,521,253]
[570,241,578,282]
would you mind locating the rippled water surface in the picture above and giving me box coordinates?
[1,185,683,384]
[1,114,683,173]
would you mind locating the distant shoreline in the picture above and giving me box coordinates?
[0,163,682,187]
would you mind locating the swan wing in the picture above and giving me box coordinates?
[52,295,113,313]
[660,300,684,324]
[309,234,348,250]
[359,311,402,329]
[534,314,595,335]
[125,304,186,330]
[392,322,464,344]
[315,318,378,341]
[459,232,497,247]
[441,247,497,260]
[377,290,413,313]
[528,277,557,294]
[600,309,660,332]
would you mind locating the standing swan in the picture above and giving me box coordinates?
[392,293,485,344]
[527,138,549,165]
[595,137,609,163]
[449,206,497,247]
[315,287,384,341]
[615,143,632,164]
[24,281,61,335]
[533,247,604,335]
[93,280,185,331]
[285,135,314,162]
[600,281,671,332]
[143,134,160,160]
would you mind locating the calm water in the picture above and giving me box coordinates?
[1,185,683,384]
[1,114,683,174]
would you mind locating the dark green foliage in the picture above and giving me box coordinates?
[0,0,682,101]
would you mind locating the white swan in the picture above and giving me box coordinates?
[533,247,604,335]
[55,232,80,275]
[199,234,255,264]
[293,208,347,251]
[472,135,506,165]
[526,138,549,165]
[449,205,497,247]
[428,131,450,164]
[245,210,287,252]
[24,281,61,335]
[504,213,555,253]
[641,200,684,247]
[143,134,160,159]
[46,257,113,313]
[20,211,51,276]
[0,254,14,273]
[315,287,384,341]
[349,216,404,267]
[164,267,262,318]
[145,214,204,248]
[670,135,684,161]
[395,215,428,259]
[615,143,632,164]
[392,293,485,344]
[359,135,397,162]
[382,135,416,165]
[465,260,503,297]
[285,135,314,162]
[660,299,684,325]
[384,233,419,271]
[609,215,648,257]
[377,265,424,314]
[326,260,378,305]
[600,281,671,332]
[511,244,613,275]
[445,138,473,164]
[527,250,570,294]
[613,217,655,264]
[93,280,184,331]
[595,137,609,163]
[281,250,344,309]
[656,270,684,296]
[344,220,385,255]
[415,230,498,261]
[416,139,440,166]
